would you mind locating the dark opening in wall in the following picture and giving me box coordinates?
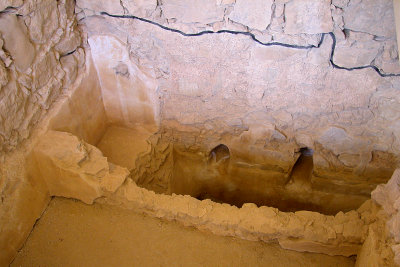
[208,144,230,163]
[172,143,366,214]
[285,147,314,190]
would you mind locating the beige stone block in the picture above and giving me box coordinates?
[344,0,395,38]
[32,131,129,204]
[0,0,22,11]
[284,0,333,34]
[76,0,124,14]
[121,0,157,17]
[228,0,273,31]
[0,14,35,72]
[24,0,59,44]
[333,32,381,68]
[162,0,225,24]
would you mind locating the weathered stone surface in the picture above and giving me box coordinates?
[2,0,400,265]
[355,222,395,267]
[333,31,381,68]
[332,0,349,8]
[343,0,395,38]
[0,14,35,72]
[0,148,50,266]
[318,127,358,155]
[338,153,360,167]
[121,0,157,17]
[0,0,84,154]
[55,30,81,55]
[88,35,159,127]
[104,178,369,256]
[24,0,59,44]
[32,131,129,204]
[372,169,400,217]
[228,0,273,31]
[76,0,124,15]
[374,40,400,74]
[0,59,8,88]
[284,0,333,34]
[371,87,400,122]
[0,0,22,10]
[394,244,400,266]
[161,0,225,24]
[76,7,400,198]
[50,53,108,146]
[357,169,400,266]
[0,2,92,262]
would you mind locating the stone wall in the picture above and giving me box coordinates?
[49,55,108,145]
[0,49,109,266]
[77,0,400,197]
[396,0,400,60]
[0,1,110,264]
[0,0,84,154]
[355,169,400,266]
[23,128,377,257]
[1,0,400,265]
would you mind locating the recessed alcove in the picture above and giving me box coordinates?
[92,125,377,215]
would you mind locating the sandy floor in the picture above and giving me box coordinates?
[11,198,355,267]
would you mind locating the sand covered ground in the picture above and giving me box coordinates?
[11,197,355,267]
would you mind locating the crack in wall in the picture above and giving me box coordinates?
[60,48,77,58]
[100,11,400,78]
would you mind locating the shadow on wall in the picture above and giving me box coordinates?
[170,144,368,215]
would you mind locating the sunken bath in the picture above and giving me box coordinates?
[1,0,400,266]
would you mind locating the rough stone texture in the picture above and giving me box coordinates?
[371,169,400,266]
[333,31,382,68]
[102,178,374,257]
[74,0,400,206]
[121,0,157,18]
[228,0,273,31]
[354,169,400,266]
[161,0,225,24]
[0,0,83,154]
[396,0,400,63]
[0,15,35,72]
[76,0,124,15]
[0,0,22,10]
[0,1,86,265]
[0,47,104,267]
[355,219,396,267]
[284,0,333,34]
[31,131,129,204]
[1,0,400,265]
[343,0,396,38]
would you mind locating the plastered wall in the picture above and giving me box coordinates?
[1,0,400,265]
[0,1,108,265]
[76,0,400,194]
[395,0,400,61]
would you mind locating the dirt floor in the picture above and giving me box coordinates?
[11,197,356,267]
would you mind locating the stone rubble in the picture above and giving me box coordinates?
[31,131,129,204]
[371,169,400,266]
[103,177,369,257]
